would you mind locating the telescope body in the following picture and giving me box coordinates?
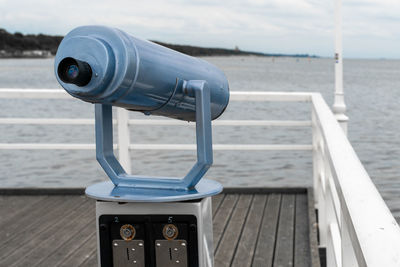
[54,26,225,267]
[54,25,225,197]
[55,26,229,121]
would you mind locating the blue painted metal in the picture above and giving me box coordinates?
[94,80,214,191]
[85,179,222,202]
[54,25,229,122]
[54,26,228,201]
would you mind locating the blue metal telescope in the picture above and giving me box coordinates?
[55,26,229,202]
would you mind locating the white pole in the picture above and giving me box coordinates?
[333,0,349,135]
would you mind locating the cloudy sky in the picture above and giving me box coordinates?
[1,0,399,58]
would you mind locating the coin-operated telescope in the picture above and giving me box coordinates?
[55,25,229,267]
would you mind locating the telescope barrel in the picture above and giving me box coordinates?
[54,26,229,121]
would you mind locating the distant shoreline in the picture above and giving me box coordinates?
[0,28,318,58]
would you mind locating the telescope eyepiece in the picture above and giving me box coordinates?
[57,57,92,87]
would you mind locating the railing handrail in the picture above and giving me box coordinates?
[0,88,71,99]
[0,118,312,127]
[0,89,313,153]
[0,88,313,102]
[312,93,400,266]
[0,143,313,151]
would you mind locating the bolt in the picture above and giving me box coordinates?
[174,248,178,251]
[120,224,135,240]
[166,228,175,238]
[123,228,132,237]
[132,248,135,251]
[133,260,137,264]
[138,243,143,247]
[163,224,178,240]
[156,243,161,247]
[181,242,186,247]
[113,243,118,247]
[176,260,180,264]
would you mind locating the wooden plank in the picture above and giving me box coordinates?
[0,190,314,267]
[0,196,74,249]
[1,197,92,266]
[214,194,253,267]
[273,194,295,267]
[0,196,85,258]
[78,250,98,267]
[213,194,239,248]
[231,194,267,267]
[0,195,44,211]
[253,194,281,267]
[0,195,48,227]
[294,194,311,267]
[212,194,225,217]
[223,187,307,194]
[33,202,96,267]
[58,232,97,267]
[0,188,85,195]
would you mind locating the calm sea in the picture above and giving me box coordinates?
[0,57,399,220]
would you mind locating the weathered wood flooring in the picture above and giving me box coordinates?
[0,189,319,267]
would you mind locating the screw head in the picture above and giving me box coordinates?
[120,224,135,241]
[113,243,118,247]
[162,224,179,240]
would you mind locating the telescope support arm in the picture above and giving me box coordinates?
[95,80,213,191]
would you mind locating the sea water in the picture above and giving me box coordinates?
[0,56,399,221]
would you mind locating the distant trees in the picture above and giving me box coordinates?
[0,28,264,57]
[0,29,63,54]
[0,28,317,58]
[151,41,264,57]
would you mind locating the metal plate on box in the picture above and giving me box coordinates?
[155,240,188,267]
[112,239,145,267]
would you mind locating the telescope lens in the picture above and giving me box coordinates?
[57,57,92,87]
[66,65,79,80]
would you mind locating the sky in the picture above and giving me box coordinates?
[0,0,399,58]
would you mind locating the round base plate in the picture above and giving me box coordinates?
[85,179,223,202]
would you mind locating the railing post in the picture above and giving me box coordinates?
[333,0,348,135]
[117,107,131,173]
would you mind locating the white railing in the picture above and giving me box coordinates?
[311,93,400,267]
[1,89,400,266]
[0,89,313,173]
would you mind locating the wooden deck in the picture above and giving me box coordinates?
[0,188,320,267]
